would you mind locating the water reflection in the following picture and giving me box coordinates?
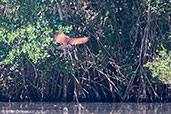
[0,102,171,114]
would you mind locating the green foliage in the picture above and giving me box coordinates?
[144,45,171,84]
[0,0,72,67]
[0,19,53,66]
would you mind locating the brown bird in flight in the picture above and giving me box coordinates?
[54,33,89,50]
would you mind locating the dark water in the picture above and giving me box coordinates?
[0,102,171,114]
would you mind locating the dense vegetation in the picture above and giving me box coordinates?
[0,0,170,102]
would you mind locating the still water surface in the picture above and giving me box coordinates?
[0,102,171,114]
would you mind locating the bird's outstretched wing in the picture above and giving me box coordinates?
[54,33,89,50]
[69,37,89,45]
[54,33,70,43]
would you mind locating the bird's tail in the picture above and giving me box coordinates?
[57,44,73,50]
